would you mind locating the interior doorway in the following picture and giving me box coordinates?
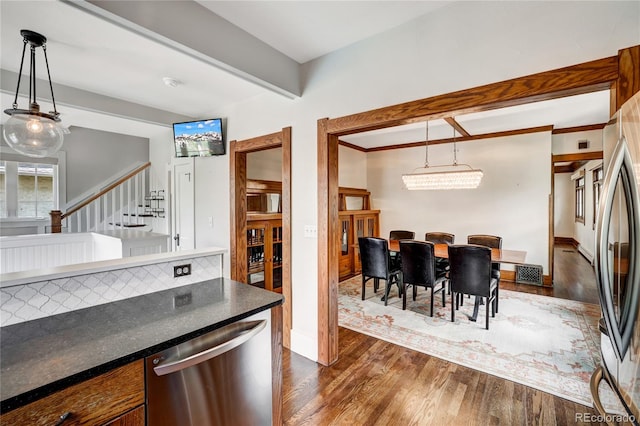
[550,151,603,304]
[229,127,292,348]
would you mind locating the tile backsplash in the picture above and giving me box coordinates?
[0,255,222,326]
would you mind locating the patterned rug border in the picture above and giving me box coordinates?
[338,276,612,408]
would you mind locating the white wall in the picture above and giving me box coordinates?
[552,129,603,155]
[554,173,575,238]
[368,132,551,273]
[338,146,367,188]
[247,148,283,181]
[148,2,639,361]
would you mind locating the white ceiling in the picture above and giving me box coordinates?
[0,1,611,146]
[197,1,453,63]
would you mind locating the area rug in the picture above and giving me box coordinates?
[338,275,620,409]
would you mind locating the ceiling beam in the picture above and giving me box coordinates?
[362,125,553,153]
[65,0,301,99]
[327,55,618,136]
[444,117,471,137]
[552,123,606,134]
[552,151,603,163]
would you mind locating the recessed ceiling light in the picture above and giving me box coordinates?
[162,77,180,88]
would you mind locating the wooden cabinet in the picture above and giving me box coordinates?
[1,361,144,426]
[247,215,283,293]
[338,210,380,280]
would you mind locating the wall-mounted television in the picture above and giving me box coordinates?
[173,118,225,157]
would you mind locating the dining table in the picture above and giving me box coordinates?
[386,239,528,265]
[384,239,528,322]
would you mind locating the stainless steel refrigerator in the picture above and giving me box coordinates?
[591,90,640,423]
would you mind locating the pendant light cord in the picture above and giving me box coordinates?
[12,38,28,109]
[424,121,429,168]
[452,123,458,166]
[43,45,58,115]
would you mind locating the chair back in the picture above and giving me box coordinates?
[389,230,415,240]
[448,244,493,297]
[358,237,391,279]
[467,234,502,249]
[425,232,455,245]
[399,240,437,287]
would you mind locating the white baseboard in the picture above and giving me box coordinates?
[290,329,318,362]
[577,244,594,264]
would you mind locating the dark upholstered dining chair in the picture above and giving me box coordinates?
[399,240,448,315]
[424,232,455,245]
[358,237,402,306]
[448,244,498,329]
[467,234,502,312]
[425,232,455,278]
[388,230,415,270]
[389,230,415,240]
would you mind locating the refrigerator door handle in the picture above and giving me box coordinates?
[595,135,640,361]
[590,366,616,424]
[153,320,267,376]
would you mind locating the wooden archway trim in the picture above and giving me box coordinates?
[230,127,292,348]
[318,45,639,366]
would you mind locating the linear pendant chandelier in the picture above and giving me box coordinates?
[402,120,483,190]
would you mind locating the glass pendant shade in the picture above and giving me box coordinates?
[3,29,65,158]
[3,112,64,158]
[402,120,483,190]
[402,165,484,190]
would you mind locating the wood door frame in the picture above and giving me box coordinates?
[230,127,292,348]
[317,46,639,366]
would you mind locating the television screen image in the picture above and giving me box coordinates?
[173,118,225,157]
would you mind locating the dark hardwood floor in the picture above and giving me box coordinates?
[282,244,603,425]
[501,243,599,305]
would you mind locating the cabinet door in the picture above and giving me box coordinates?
[352,213,379,274]
[339,216,352,280]
[247,222,268,289]
[247,220,282,293]
[271,221,283,293]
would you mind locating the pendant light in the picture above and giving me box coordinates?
[3,30,65,158]
[402,120,483,190]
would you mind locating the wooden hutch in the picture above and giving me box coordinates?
[246,179,283,293]
[338,187,380,280]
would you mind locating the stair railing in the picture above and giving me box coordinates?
[50,162,151,233]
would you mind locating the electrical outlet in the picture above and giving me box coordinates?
[173,263,192,277]
[173,292,192,308]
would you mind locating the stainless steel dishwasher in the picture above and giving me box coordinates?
[145,310,272,425]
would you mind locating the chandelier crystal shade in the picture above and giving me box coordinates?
[402,120,483,190]
[3,30,64,158]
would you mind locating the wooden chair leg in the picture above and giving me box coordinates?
[362,276,366,300]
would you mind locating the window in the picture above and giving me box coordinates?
[0,159,59,219]
[593,167,603,228]
[575,176,585,223]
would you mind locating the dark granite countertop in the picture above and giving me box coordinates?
[0,278,283,412]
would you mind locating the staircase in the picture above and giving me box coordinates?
[51,162,163,233]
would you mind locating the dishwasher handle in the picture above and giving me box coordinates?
[153,320,267,376]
